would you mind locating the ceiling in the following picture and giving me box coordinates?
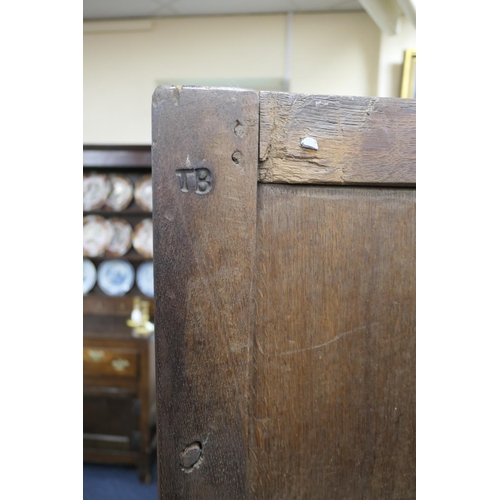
[83,0,363,21]
[83,0,415,37]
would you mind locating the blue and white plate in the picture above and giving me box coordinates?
[97,259,135,296]
[83,258,97,295]
[136,261,154,298]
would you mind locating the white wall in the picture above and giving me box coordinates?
[377,15,416,97]
[290,12,380,97]
[83,11,415,145]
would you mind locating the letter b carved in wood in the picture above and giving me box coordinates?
[175,167,213,195]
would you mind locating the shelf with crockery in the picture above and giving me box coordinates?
[83,156,154,300]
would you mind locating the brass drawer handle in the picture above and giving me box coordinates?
[112,358,131,372]
[88,350,104,362]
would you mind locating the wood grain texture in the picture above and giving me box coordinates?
[249,184,416,499]
[152,86,259,499]
[259,92,416,186]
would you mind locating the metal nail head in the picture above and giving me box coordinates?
[300,137,318,150]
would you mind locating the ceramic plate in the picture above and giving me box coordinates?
[83,258,97,295]
[104,174,134,211]
[105,218,133,257]
[136,261,154,298]
[83,173,111,211]
[83,215,114,257]
[132,218,153,258]
[97,259,135,296]
[134,175,152,212]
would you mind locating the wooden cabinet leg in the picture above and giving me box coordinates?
[138,455,152,484]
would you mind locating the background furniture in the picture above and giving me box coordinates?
[83,145,156,483]
[152,87,416,499]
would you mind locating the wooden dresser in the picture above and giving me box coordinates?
[83,146,156,483]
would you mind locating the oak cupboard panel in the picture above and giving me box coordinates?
[152,87,416,499]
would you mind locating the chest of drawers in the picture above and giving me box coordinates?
[83,315,156,483]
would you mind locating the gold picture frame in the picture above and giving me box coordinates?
[400,49,416,98]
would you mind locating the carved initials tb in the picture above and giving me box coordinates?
[175,168,213,195]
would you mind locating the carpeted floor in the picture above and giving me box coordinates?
[83,459,158,500]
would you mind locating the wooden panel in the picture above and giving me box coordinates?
[83,296,136,317]
[83,450,139,464]
[83,383,137,396]
[83,299,154,320]
[83,347,138,378]
[83,433,131,452]
[152,86,259,499]
[259,92,415,186]
[249,184,416,499]
[83,396,139,436]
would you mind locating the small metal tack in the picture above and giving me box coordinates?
[300,137,318,150]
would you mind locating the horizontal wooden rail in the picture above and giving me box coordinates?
[83,146,151,167]
[259,91,416,186]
